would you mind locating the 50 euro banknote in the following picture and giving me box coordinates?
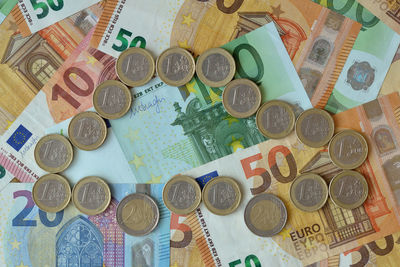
[11,0,101,36]
[170,92,400,266]
[91,0,361,109]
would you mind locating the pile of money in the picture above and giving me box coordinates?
[0,0,400,266]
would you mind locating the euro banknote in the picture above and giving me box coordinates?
[170,92,400,266]
[91,0,361,109]
[0,24,117,190]
[11,0,101,36]
[356,0,400,35]
[380,44,400,96]
[313,0,400,113]
[0,183,170,267]
[0,0,17,23]
[109,23,311,184]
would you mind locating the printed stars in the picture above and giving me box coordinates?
[5,119,14,130]
[124,128,140,143]
[182,13,195,27]
[16,261,28,267]
[278,227,291,241]
[223,115,239,126]
[86,55,97,65]
[227,136,244,152]
[146,173,162,184]
[129,153,145,170]
[209,89,221,105]
[69,73,77,79]
[271,4,284,18]
[185,80,198,94]
[178,39,191,50]
[10,238,21,250]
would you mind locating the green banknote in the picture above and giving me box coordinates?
[109,23,312,184]
[0,0,17,23]
[312,0,400,113]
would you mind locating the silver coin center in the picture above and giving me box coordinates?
[300,114,330,142]
[97,85,127,114]
[122,53,150,81]
[39,139,68,168]
[333,135,363,164]
[36,180,67,207]
[262,105,290,134]
[167,181,196,210]
[72,117,102,146]
[294,179,324,207]
[207,182,236,210]
[77,182,106,210]
[161,53,190,81]
[201,53,230,82]
[227,84,257,113]
[332,175,364,204]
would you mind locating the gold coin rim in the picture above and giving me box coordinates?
[289,173,328,212]
[34,134,74,173]
[156,47,196,87]
[68,111,108,151]
[255,100,295,139]
[328,129,368,169]
[329,170,369,210]
[195,47,236,88]
[116,193,160,236]
[222,79,262,119]
[162,175,202,215]
[72,176,111,215]
[116,47,155,87]
[202,176,242,216]
[33,173,71,213]
[295,108,335,148]
[93,80,132,120]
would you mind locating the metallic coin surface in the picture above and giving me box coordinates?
[116,47,155,87]
[72,176,111,215]
[290,173,328,212]
[34,134,73,173]
[222,79,262,118]
[93,80,132,120]
[33,174,71,213]
[202,176,241,215]
[328,129,368,169]
[116,193,160,236]
[244,193,287,237]
[196,47,236,87]
[329,170,368,209]
[256,100,295,139]
[68,111,107,151]
[156,47,195,87]
[295,108,334,148]
[162,175,202,215]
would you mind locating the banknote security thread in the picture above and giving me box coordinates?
[202,176,242,216]
[329,170,368,210]
[156,47,196,87]
[328,129,368,169]
[244,193,287,237]
[34,134,74,173]
[196,47,236,87]
[116,47,155,87]
[93,80,132,120]
[290,173,328,212]
[72,176,111,215]
[256,100,295,139]
[116,193,160,236]
[295,108,335,148]
[33,173,71,213]
[162,175,202,215]
[222,79,262,119]
[68,111,108,151]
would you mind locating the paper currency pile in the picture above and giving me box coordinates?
[0,0,400,266]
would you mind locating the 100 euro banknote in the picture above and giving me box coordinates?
[91,0,361,109]
[170,92,400,266]
[0,183,170,267]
